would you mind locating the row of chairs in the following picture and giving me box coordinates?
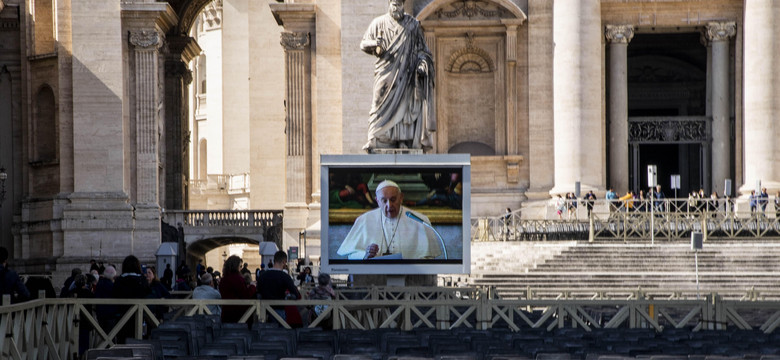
[86,317,780,360]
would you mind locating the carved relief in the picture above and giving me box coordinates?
[203,0,223,30]
[129,30,161,49]
[446,33,494,73]
[434,0,510,20]
[628,118,708,143]
[280,32,309,51]
[605,24,634,44]
[705,22,736,42]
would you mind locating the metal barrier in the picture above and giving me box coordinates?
[4,290,780,359]
[473,199,780,242]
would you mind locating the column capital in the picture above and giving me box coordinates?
[605,24,634,44]
[705,22,736,42]
[165,60,192,85]
[129,30,161,49]
[280,31,310,51]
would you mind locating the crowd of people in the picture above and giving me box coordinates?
[550,185,780,219]
[0,248,336,356]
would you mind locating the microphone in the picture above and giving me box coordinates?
[405,211,448,260]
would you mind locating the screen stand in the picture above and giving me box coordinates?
[386,275,406,287]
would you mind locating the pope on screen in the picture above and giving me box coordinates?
[336,180,442,260]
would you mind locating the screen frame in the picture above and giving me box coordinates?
[320,154,471,275]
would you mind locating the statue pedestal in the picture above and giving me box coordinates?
[368,148,424,155]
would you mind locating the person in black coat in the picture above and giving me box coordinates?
[111,255,151,343]
[0,247,29,304]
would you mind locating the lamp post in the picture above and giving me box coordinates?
[0,167,7,208]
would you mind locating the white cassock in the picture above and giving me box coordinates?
[337,206,441,260]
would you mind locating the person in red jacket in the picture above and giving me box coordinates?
[219,255,256,323]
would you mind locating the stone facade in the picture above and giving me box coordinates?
[0,0,777,279]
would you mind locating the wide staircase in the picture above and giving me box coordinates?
[469,240,780,299]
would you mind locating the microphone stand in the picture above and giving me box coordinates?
[406,212,448,260]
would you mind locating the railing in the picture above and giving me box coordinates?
[4,290,780,359]
[189,173,250,194]
[163,210,283,228]
[472,199,780,242]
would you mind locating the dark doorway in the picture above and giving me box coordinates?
[624,32,708,198]
[633,144,701,198]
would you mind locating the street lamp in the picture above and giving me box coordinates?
[0,167,7,208]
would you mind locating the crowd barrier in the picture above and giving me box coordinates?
[473,199,780,242]
[3,289,780,359]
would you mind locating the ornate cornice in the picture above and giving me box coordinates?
[129,30,161,49]
[280,32,310,51]
[705,22,736,42]
[605,25,634,44]
[434,0,510,19]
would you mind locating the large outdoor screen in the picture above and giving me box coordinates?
[320,154,471,275]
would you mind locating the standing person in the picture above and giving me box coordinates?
[70,274,95,356]
[653,185,665,212]
[554,194,566,220]
[111,255,151,344]
[258,251,301,323]
[566,192,578,219]
[195,259,205,280]
[94,265,117,339]
[60,268,82,298]
[193,273,221,316]
[161,263,174,290]
[503,208,512,240]
[749,190,757,213]
[605,188,618,213]
[759,187,770,215]
[240,263,251,276]
[584,190,597,218]
[775,191,780,219]
[360,0,435,151]
[219,255,257,323]
[297,267,314,285]
[0,247,29,304]
[146,266,171,320]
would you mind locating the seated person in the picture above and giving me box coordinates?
[337,180,441,260]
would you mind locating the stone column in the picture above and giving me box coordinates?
[551,0,603,195]
[505,24,518,155]
[281,31,312,207]
[129,29,163,260]
[271,3,315,252]
[164,36,200,210]
[605,25,634,194]
[742,1,780,194]
[705,22,735,195]
[130,30,162,206]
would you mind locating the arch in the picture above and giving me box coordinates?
[446,47,495,73]
[448,141,495,156]
[34,85,56,162]
[185,236,260,259]
[418,0,527,22]
[174,0,218,35]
